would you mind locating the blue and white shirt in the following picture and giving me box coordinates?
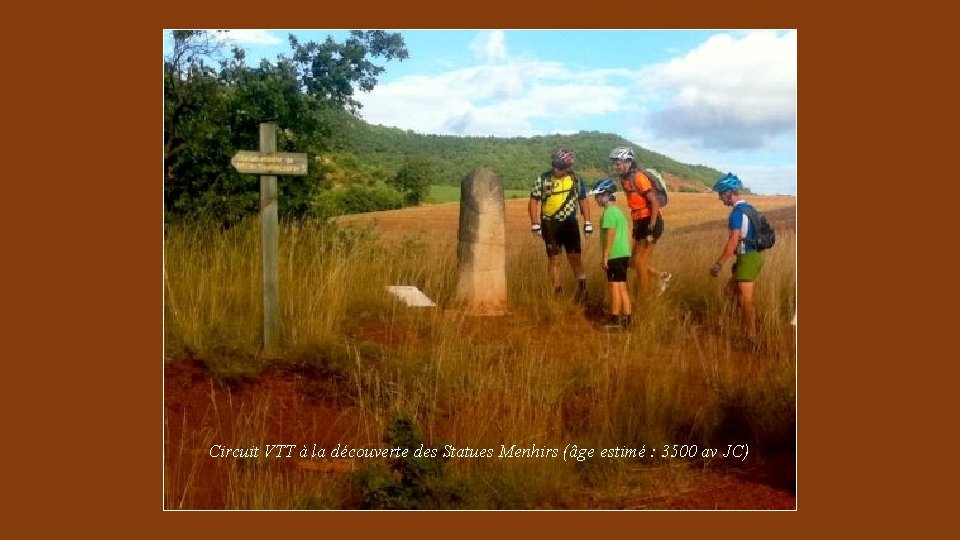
[729,200,758,254]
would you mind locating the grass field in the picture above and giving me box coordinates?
[426,184,529,203]
[164,192,797,509]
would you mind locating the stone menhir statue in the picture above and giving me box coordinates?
[456,167,507,315]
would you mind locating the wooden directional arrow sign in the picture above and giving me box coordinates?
[231,150,308,175]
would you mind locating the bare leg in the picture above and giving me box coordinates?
[723,276,739,323]
[634,240,657,294]
[617,282,631,315]
[549,255,562,291]
[737,281,758,338]
[567,252,585,279]
[568,252,587,300]
[726,277,739,300]
[609,282,621,315]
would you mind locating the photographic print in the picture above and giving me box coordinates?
[163,29,797,510]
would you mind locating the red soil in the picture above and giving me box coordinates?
[165,359,795,510]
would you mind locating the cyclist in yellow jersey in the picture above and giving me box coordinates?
[528,148,593,300]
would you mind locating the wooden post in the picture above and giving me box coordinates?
[259,123,279,353]
[231,126,306,354]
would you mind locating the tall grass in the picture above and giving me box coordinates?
[164,203,796,509]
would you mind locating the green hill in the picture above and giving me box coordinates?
[323,109,724,192]
[165,30,735,226]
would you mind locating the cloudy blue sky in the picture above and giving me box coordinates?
[166,29,796,195]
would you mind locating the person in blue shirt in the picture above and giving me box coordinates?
[709,173,763,342]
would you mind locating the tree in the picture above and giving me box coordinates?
[163,30,408,224]
[287,31,408,113]
[390,156,438,206]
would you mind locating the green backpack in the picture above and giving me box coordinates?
[641,168,668,207]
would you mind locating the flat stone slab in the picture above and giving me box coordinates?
[386,285,437,307]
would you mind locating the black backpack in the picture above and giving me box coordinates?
[740,205,776,251]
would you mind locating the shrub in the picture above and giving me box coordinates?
[352,412,465,509]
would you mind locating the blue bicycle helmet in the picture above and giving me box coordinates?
[590,178,618,197]
[712,172,742,193]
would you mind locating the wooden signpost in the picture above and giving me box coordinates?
[231,123,308,353]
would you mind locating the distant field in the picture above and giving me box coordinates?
[426,184,529,203]
[341,191,796,243]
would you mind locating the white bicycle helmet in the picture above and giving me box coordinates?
[609,147,635,161]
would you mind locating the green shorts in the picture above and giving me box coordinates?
[733,252,763,282]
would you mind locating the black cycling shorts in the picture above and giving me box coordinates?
[541,218,581,256]
[606,257,629,282]
[632,216,665,243]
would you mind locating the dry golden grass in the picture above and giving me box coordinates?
[164,191,796,508]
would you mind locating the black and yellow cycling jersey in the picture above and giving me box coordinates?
[530,171,586,221]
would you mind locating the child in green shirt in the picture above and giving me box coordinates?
[590,179,632,329]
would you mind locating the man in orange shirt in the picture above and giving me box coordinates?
[609,147,671,296]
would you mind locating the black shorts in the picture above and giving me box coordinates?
[541,218,581,256]
[606,257,629,282]
[632,215,665,243]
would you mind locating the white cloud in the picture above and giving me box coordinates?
[360,58,628,136]
[219,30,284,45]
[470,31,508,63]
[731,164,797,196]
[642,30,797,151]
[361,55,627,137]
[624,124,796,195]
[352,30,796,194]
[360,30,794,144]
